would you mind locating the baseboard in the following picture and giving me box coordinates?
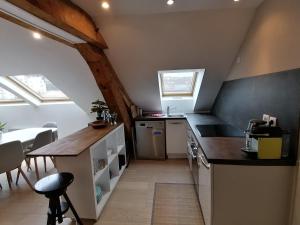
[167,153,187,159]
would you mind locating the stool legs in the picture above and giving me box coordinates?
[63,193,83,225]
[47,198,57,225]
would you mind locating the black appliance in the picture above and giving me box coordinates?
[196,124,244,137]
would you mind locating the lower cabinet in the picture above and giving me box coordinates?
[198,152,212,225]
[197,149,294,225]
[166,119,187,158]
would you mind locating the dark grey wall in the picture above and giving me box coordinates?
[212,68,300,160]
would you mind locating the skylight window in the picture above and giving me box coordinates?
[9,75,69,102]
[0,86,23,103]
[159,71,197,97]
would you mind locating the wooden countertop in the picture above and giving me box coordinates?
[186,114,296,166]
[28,124,122,157]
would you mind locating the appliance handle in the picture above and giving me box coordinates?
[199,153,210,169]
[169,122,183,125]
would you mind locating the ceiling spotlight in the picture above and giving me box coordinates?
[167,0,174,6]
[234,0,240,2]
[32,32,42,39]
[102,1,110,9]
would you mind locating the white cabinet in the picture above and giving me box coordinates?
[197,156,294,225]
[198,152,212,225]
[56,124,127,220]
[166,119,187,158]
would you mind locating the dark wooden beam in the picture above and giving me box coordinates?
[7,0,108,49]
[75,43,133,135]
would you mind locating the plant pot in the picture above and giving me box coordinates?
[0,130,2,140]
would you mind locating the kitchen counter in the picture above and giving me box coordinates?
[28,123,122,157]
[134,114,186,121]
[186,113,296,166]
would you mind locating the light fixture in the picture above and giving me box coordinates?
[167,0,174,6]
[102,1,110,9]
[32,32,42,39]
[234,0,240,2]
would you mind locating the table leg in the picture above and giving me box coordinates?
[34,157,40,180]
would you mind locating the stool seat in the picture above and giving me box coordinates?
[34,173,74,195]
[34,172,83,225]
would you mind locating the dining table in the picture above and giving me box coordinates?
[0,128,57,147]
[0,128,58,181]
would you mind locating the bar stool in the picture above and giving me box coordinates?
[34,172,83,225]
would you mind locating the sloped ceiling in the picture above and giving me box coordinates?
[73,1,262,111]
[0,18,104,114]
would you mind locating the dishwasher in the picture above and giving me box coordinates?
[135,121,166,160]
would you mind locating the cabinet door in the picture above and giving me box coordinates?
[198,152,212,225]
[166,120,187,158]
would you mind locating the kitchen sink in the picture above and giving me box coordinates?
[167,113,186,118]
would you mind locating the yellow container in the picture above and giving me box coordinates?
[252,137,282,159]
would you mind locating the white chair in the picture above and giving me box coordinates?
[0,141,33,190]
[24,130,53,180]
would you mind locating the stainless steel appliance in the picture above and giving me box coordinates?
[187,132,199,193]
[135,121,166,159]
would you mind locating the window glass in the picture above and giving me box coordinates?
[10,75,69,101]
[0,86,23,102]
[160,72,196,96]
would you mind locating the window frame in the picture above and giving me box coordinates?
[8,76,70,102]
[0,86,24,104]
[159,71,197,97]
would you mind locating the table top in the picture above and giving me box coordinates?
[0,128,57,145]
[28,124,122,157]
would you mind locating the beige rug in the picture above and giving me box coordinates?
[152,183,204,225]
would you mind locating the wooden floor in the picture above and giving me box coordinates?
[0,158,203,225]
[152,183,203,225]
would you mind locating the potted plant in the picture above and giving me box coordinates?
[90,100,109,120]
[0,122,6,139]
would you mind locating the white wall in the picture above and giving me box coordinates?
[228,0,300,80]
[0,18,103,137]
[0,102,92,138]
[0,18,104,113]
[95,9,255,111]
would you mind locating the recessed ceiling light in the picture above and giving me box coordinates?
[102,1,110,9]
[234,0,240,2]
[167,0,174,6]
[32,32,42,39]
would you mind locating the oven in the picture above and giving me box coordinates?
[187,140,199,194]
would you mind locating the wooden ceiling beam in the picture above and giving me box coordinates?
[7,0,108,49]
[75,43,133,135]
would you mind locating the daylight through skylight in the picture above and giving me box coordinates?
[9,75,69,101]
[160,71,197,96]
[0,86,23,103]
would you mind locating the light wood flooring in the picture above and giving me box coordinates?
[0,158,203,225]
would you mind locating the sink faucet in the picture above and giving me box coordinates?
[167,106,176,116]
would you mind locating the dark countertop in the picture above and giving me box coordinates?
[135,115,187,121]
[186,114,296,166]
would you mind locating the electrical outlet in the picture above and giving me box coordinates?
[262,114,270,123]
[269,116,277,127]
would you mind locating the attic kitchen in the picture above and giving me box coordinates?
[0,1,300,225]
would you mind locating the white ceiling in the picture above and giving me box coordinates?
[71,0,263,111]
[72,0,264,16]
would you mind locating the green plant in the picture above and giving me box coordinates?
[90,100,108,119]
[0,122,6,131]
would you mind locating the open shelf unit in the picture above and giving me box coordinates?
[92,124,127,219]
[55,124,127,220]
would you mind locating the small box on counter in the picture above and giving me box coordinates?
[252,137,283,159]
